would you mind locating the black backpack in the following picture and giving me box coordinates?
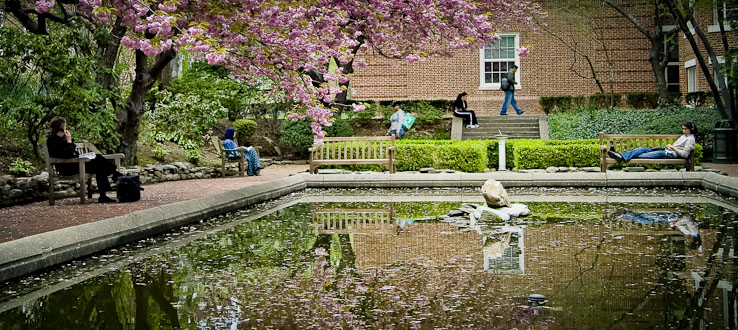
[500,77,510,91]
[117,175,143,203]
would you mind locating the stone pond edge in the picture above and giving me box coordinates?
[1,171,737,283]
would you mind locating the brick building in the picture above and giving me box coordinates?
[349,0,737,115]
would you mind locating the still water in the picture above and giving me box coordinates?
[1,188,737,329]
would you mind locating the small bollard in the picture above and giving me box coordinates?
[496,133,509,171]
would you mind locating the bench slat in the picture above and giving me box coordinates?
[312,159,391,165]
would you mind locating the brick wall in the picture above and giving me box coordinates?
[349,0,735,115]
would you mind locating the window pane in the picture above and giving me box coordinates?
[485,73,492,84]
[507,49,515,58]
[508,61,515,70]
[493,62,499,71]
[666,65,679,84]
[493,73,500,83]
[485,62,492,72]
[494,48,501,59]
[501,62,507,72]
[485,48,492,59]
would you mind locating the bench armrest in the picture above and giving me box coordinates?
[102,153,125,160]
[48,157,91,164]
[599,145,608,151]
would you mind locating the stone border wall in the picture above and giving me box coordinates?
[0,160,275,208]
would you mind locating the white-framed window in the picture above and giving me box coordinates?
[709,1,736,32]
[687,67,697,93]
[479,33,520,90]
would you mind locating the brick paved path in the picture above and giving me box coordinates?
[0,164,308,244]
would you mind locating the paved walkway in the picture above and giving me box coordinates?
[0,162,736,245]
[0,164,308,244]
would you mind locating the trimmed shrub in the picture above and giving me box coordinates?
[589,93,622,109]
[685,92,709,107]
[626,93,659,109]
[539,96,572,114]
[233,118,257,144]
[395,143,439,171]
[435,140,488,172]
[513,141,600,170]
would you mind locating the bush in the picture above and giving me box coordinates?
[686,92,709,107]
[280,119,313,156]
[9,157,35,176]
[233,119,258,144]
[588,93,622,109]
[280,118,354,157]
[548,106,722,142]
[513,140,600,170]
[626,93,660,109]
[540,96,573,114]
[408,101,444,127]
[394,140,487,172]
[326,118,354,137]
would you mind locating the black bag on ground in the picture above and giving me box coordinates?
[117,175,143,203]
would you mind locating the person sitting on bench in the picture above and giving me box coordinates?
[453,92,479,129]
[608,122,696,162]
[46,116,122,203]
[224,128,261,176]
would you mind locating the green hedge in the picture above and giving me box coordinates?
[325,138,702,172]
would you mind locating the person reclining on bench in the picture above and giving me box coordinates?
[608,121,696,163]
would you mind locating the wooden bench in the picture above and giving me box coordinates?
[599,132,694,172]
[309,136,396,174]
[41,141,124,205]
[211,136,261,177]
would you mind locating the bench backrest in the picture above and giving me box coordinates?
[599,132,682,152]
[312,136,395,161]
[41,141,91,176]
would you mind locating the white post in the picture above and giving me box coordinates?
[497,134,509,171]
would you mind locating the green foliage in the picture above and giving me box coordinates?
[280,119,314,156]
[407,101,444,127]
[512,140,600,169]
[281,118,354,156]
[153,144,170,160]
[626,93,660,109]
[539,96,574,114]
[394,140,487,172]
[234,119,258,144]
[548,106,722,142]
[325,118,354,137]
[685,92,709,107]
[0,25,119,153]
[9,158,35,177]
[185,148,201,165]
[588,93,622,109]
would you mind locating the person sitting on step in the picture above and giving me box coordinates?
[453,92,479,128]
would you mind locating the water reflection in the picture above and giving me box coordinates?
[0,201,736,329]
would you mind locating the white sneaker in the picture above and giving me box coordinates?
[466,124,475,128]
[473,125,480,128]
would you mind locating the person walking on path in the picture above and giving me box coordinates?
[453,92,479,128]
[388,104,407,140]
[608,122,697,163]
[46,116,123,203]
[224,128,261,176]
[500,65,524,116]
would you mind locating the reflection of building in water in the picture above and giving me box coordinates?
[484,226,525,274]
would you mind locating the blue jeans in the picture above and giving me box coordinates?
[500,91,522,115]
[390,128,406,139]
[620,147,675,161]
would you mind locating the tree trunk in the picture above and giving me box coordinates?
[649,44,671,104]
[117,49,176,165]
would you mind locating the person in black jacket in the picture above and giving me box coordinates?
[500,65,524,116]
[453,92,479,128]
[47,116,122,203]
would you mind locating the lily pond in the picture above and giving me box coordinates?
[1,187,738,329]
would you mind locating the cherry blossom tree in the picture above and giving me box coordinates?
[5,0,544,162]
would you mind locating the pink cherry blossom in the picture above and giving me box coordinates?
[35,0,54,13]
[516,47,529,56]
[352,103,366,112]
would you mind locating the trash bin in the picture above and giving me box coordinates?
[713,120,738,163]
